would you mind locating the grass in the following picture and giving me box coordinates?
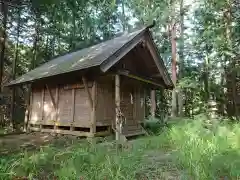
[0,115,240,179]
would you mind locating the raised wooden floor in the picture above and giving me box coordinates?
[29,124,111,137]
[29,123,146,138]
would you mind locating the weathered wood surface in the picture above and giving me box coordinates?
[29,88,42,125]
[28,74,146,137]
[55,86,59,129]
[58,88,72,126]
[115,74,121,141]
[73,87,91,127]
[96,76,115,126]
[70,88,76,131]
[90,80,97,135]
[43,86,56,125]
[82,76,93,108]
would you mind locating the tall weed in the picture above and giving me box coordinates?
[168,116,240,179]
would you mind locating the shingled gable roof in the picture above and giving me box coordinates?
[7,28,173,88]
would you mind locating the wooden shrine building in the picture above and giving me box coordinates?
[7,27,173,138]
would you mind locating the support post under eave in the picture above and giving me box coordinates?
[115,74,121,141]
[91,81,97,136]
[40,86,45,130]
[151,90,156,117]
[82,76,96,137]
[24,84,32,132]
[55,85,59,130]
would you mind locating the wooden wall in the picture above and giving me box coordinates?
[29,87,42,125]
[95,75,145,135]
[96,76,115,126]
[43,87,56,125]
[120,77,145,136]
[28,74,145,137]
[74,88,91,127]
[29,83,92,128]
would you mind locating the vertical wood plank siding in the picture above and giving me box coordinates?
[29,75,146,136]
[43,86,56,125]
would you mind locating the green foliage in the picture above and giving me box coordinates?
[1,0,123,127]
[1,116,240,179]
[168,116,240,179]
[2,0,239,126]
[144,117,166,134]
[0,138,164,180]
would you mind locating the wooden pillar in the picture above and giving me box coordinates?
[82,77,93,108]
[143,89,146,119]
[46,84,58,129]
[70,88,75,131]
[151,90,156,117]
[91,81,97,135]
[54,85,59,130]
[24,84,32,132]
[82,76,96,137]
[40,86,45,130]
[115,74,121,141]
[133,87,137,123]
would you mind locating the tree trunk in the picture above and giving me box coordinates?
[225,2,234,117]
[0,1,8,127]
[32,15,39,69]
[69,1,76,51]
[203,55,209,103]
[178,0,184,116]
[0,1,8,92]
[171,22,178,117]
[25,8,40,131]
[10,5,21,129]
[51,4,56,57]
[121,0,126,32]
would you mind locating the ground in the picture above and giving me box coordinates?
[0,132,183,180]
[0,116,240,179]
[0,133,55,155]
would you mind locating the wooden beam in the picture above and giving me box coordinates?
[70,88,76,131]
[100,31,145,72]
[118,70,164,88]
[90,81,97,135]
[63,82,92,90]
[115,74,121,141]
[29,127,41,132]
[46,84,57,110]
[82,76,93,109]
[41,129,92,137]
[144,34,173,88]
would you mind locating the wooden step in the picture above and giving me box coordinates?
[124,129,145,137]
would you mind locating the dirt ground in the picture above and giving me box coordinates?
[0,132,65,155]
